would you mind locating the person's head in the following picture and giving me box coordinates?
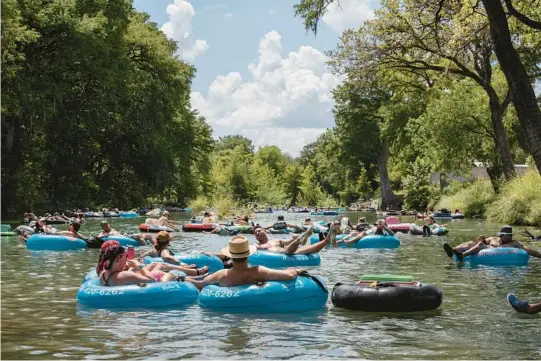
[97,244,127,274]
[54,212,59,216]
[454,209,459,213]
[253,225,268,244]
[475,235,487,245]
[155,231,171,250]
[71,220,81,232]
[162,210,170,218]
[305,217,311,223]
[203,211,210,217]
[221,235,256,266]
[38,218,46,227]
[425,216,435,225]
[277,215,285,221]
[498,225,513,244]
[358,217,366,223]
[100,220,111,232]
[243,215,249,222]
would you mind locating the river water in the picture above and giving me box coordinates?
[2,212,540,359]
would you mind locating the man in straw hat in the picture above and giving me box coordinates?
[253,225,331,254]
[449,225,541,261]
[186,236,304,290]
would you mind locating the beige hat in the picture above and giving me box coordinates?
[221,236,257,259]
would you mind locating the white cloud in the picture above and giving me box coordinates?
[191,30,342,156]
[322,0,376,32]
[223,12,233,18]
[161,0,209,62]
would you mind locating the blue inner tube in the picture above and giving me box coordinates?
[323,211,338,216]
[199,274,328,312]
[102,235,146,247]
[26,234,87,251]
[454,247,529,266]
[119,211,138,218]
[144,254,224,274]
[309,234,400,249]
[77,277,198,309]
[248,251,321,268]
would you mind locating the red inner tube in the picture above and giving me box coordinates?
[388,224,410,232]
[182,223,215,232]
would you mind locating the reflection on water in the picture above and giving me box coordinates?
[2,212,541,359]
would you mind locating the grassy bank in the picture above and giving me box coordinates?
[436,170,541,226]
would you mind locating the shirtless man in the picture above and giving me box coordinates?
[98,220,152,246]
[443,235,500,258]
[186,236,305,290]
[264,215,299,232]
[254,225,329,254]
[336,219,394,247]
[451,225,541,261]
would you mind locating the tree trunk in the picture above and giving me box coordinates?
[482,0,541,174]
[487,90,516,180]
[378,139,396,210]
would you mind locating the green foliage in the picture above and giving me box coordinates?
[188,196,210,214]
[487,170,541,226]
[1,0,212,213]
[436,180,495,218]
[402,161,434,211]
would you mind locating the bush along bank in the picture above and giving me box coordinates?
[436,170,541,226]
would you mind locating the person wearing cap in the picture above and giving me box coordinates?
[138,231,208,276]
[507,293,541,314]
[185,236,304,290]
[156,210,181,230]
[254,225,330,254]
[452,225,541,261]
[98,220,122,238]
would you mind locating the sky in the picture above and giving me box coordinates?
[132,0,379,156]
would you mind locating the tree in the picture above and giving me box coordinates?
[481,0,541,174]
[214,135,254,154]
[294,0,541,175]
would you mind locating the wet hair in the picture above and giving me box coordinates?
[154,237,170,253]
[243,215,249,222]
[72,221,81,232]
[96,245,125,274]
[277,215,285,221]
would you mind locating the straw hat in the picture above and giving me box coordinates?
[221,236,256,259]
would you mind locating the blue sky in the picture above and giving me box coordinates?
[133,0,376,155]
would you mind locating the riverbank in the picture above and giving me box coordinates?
[436,169,541,227]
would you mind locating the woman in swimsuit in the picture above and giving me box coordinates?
[97,244,183,286]
[138,231,209,276]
